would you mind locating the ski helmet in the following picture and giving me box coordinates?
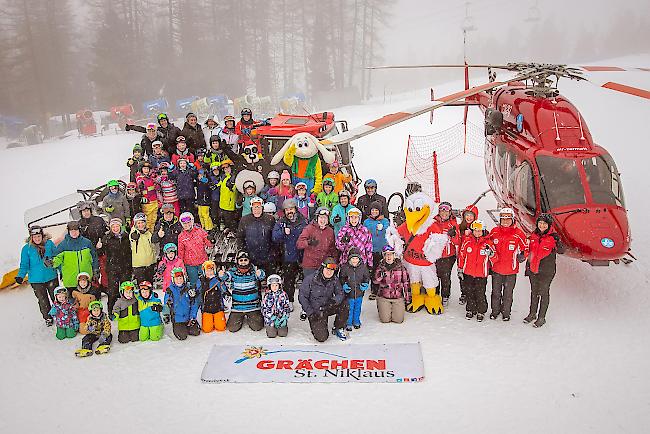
[224,115,235,124]
[157,113,169,122]
[263,202,277,213]
[236,251,250,261]
[338,190,351,199]
[78,201,93,212]
[171,267,185,279]
[133,213,147,223]
[119,281,136,295]
[54,286,68,297]
[267,170,280,180]
[220,159,233,168]
[202,260,216,273]
[364,179,378,188]
[438,201,452,212]
[176,135,186,143]
[241,108,252,116]
[499,208,514,219]
[382,244,395,255]
[470,220,485,231]
[179,212,194,224]
[77,272,90,282]
[266,274,283,286]
[323,178,334,187]
[210,161,221,171]
[160,203,175,213]
[146,122,157,130]
[163,243,177,253]
[67,220,80,231]
[29,225,43,236]
[250,196,264,207]
[127,182,137,190]
[88,300,103,311]
[185,112,196,120]
[210,134,220,144]
[347,207,362,217]
[295,182,307,190]
[138,281,153,290]
[152,140,163,148]
[133,144,143,153]
[315,207,331,217]
[282,198,298,210]
[107,179,120,188]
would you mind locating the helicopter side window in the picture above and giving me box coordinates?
[536,156,586,209]
[514,162,536,215]
[582,154,625,207]
[506,150,518,193]
[495,143,507,180]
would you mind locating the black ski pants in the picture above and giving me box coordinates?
[464,275,488,314]
[528,272,555,321]
[436,255,456,299]
[105,270,131,314]
[133,265,155,286]
[82,333,112,350]
[370,252,383,295]
[227,311,264,332]
[491,272,517,317]
[173,321,201,340]
[280,262,302,302]
[308,302,350,343]
[31,279,58,320]
[118,329,140,343]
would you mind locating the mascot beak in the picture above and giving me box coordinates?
[405,205,430,234]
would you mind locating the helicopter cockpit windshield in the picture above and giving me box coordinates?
[581,153,625,207]
[536,156,586,210]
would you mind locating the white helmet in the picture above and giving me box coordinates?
[499,208,514,219]
[267,171,280,180]
[263,202,277,213]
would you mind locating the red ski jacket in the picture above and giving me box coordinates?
[458,234,497,278]
[396,220,445,267]
[434,215,459,258]
[489,225,528,275]
[527,229,558,274]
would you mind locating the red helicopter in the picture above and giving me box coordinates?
[321,63,649,265]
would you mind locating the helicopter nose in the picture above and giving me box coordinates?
[559,207,630,262]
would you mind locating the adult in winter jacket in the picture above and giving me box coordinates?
[456,204,479,305]
[297,208,337,280]
[151,204,182,256]
[203,115,222,145]
[102,218,132,314]
[219,115,240,154]
[53,221,99,291]
[112,281,141,343]
[124,121,164,156]
[177,212,212,287]
[219,252,265,332]
[78,201,108,289]
[339,248,370,329]
[136,281,164,341]
[156,113,183,155]
[171,159,197,214]
[458,220,497,321]
[237,198,277,271]
[130,214,157,283]
[330,190,353,236]
[96,180,130,223]
[336,207,373,266]
[17,225,59,325]
[356,179,388,220]
[434,201,459,305]
[198,261,227,333]
[298,258,349,342]
[261,274,291,338]
[488,208,528,321]
[373,246,410,324]
[271,199,308,303]
[164,270,201,340]
[524,214,563,328]
[180,112,207,153]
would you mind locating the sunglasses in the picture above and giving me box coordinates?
[323,263,338,270]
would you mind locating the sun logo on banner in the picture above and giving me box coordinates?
[234,345,345,364]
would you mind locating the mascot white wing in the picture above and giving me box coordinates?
[423,233,449,263]
[385,224,405,258]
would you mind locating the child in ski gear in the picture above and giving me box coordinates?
[113,281,141,343]
[262,274,291,338]
[293,182,315,220]
[171,158,197,215]
[272,170,295,216]
[72,272,96,334]
[272,199,308,306]
[219,251,265,332]
[434,201,459,306]
[155,163,180,216]
[524,214,563,328]
[340,248,370,330]
[53,220,99,292]
[260,171,280,208]
[130,213,156,283]
[373,245,410,324]
[127,144,145,182]
[315,178,338,211]
[164,268,201,340]
[136,162,159,231]
[136,281,164,341]
[96,180,130,223]
[152,203,182,256]
[49,286,79,339]
[204,136,229,168]
[456,205,478,305]
[263,202,277,219]
[324,160,352,194]
[208,162,222,229]
[177,212,212,287]
[156,243,185,291]
[171,136,195,166]
[297,207,337,280]
[76,300,112,357]
[18,225,59,326]
[458,220,497,322]
[219,115,240,153]
[241,180,258,217]
[357,179,388,219]
[148,140,171,170]
[217,159,238,233]
[196,168,214,230]
[330,190,353,237]
[363,201,390,299]
[102,218,132,314]
[336,207,373,266]
[125,182,142,221]
[198,260,227,333]
[488,208,528,321]
[299,257,349,342]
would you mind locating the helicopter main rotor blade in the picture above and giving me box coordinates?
[366,64,509,70]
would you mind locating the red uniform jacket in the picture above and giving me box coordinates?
[458,234,497,278]
[527,229,558,274]
[434,215,459,258]
[396,221,444,267]
[489,225,528,275]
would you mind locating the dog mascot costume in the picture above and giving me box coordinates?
[386,192,449,314]
[270,132,336,194]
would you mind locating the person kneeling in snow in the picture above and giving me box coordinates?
[112,281,141,343]
[373,245,410,324]
[218,251,265,333]
[136,281,164,341]
[76,300,112,357]
[164,268,201,340]
[198,260,227,333]
[49,286,79,340]
[262,274,291,338]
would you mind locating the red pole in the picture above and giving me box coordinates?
[433,150,440,203]
[404,135,411,179]
[463,62,469,154]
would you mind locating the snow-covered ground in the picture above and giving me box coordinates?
[1,55,649,433]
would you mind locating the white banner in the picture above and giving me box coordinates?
[201,343,425,383]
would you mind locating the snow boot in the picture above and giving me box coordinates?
[289,302,294,312]
[75,348,93,358]
[45,318,54,327]
[459,294,466,305]
[533,318,546,328]
[353,324,361,329]
[523,314,536,324]
[476,313,485,322]
[502,316,510,322]
[334,328,349,341]
[345,325,353,332]
[465,311,473,320]
[300,311,307,321]
[489,313,498,320]
[95,345,111,354]
[442,297,449,306]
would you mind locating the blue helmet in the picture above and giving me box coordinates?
[163,243,177,253]
[364,179,377,188]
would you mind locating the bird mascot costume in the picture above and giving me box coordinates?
[386,192,449,314]
[270,132,336,194]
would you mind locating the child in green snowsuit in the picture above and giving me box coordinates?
[136,281,165,341]
[316,178,339,211]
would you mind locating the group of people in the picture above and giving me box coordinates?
[17,108,562,356]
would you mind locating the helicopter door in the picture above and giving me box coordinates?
[512,161,537,232]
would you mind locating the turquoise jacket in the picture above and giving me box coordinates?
[137,292,163,327]
[18,238,58,283]
[330,203,353,237]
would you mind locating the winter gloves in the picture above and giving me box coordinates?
[14,276,23,285]
[150,304,163,313]
[447,226,457,238]
[517,252,526,263]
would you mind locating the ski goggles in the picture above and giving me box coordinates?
[121,283,135,292]
[146,123,157,130]
[29,226,43,236]
[295,183,307,190]
[237,257,250,264]
[172,269,185,278]
[138,281,152,290]
[157,113,168,121]
[316,208,330,216]
[438,203,452,211]
[179,215,193,224]
[176,135,186,143]
[322,262,338,271]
